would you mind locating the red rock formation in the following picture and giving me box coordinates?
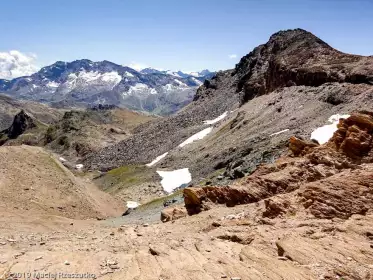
[184,112,373,218]
[328,112,373,158]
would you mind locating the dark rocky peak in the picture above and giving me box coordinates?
[233,28,372,105]
[35,61,69,80]
[266,28,331,53]
[235,29,332,75]
[0,110,36,140]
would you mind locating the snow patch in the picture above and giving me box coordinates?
[191,77,203,86]
[166,70,181,77]
[174,79,187,87]
[146,152,168,167]
[156,168,192,193]
[75,164,84,170]
[179,127,213,148]
[125,71,134,77]
[270,129,290,136]
[64,71,122,91]
[126,201,140,209]
[59,157,66,162]
[128,83,149,93]
[101,72,122,85]
[122,83,158,97]
[203,111,228,125]
[46,81,59,88]
[311,114,350,144]
[188,71,199,77]
[163,84,173,91]
[162,83,189,92]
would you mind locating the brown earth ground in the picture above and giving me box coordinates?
[0,195,372,280]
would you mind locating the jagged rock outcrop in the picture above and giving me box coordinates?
[1,110,35,139]
[184,112,373,217]
[0,110,36,145]
[289,136,319,156]
[328,111,373,158]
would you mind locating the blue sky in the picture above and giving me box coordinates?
[1,0,373,76]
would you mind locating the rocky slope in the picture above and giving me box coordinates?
[0,60,214,115]
[84,29,373,195]
[0,94,64,131]
[0,145,124,220]
[0,97,155,163]
[1,116,373,279]
[183,112,373,215]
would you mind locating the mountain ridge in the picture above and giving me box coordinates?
[84,28,373,187]
[0,59,215,115]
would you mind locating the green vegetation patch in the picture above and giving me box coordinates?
[137,189,183,210]
[95,164,154,194]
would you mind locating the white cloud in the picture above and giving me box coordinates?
[0,50,39,79]
[228,54,237,59]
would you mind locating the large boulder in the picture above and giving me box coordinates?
[160,207,187,222]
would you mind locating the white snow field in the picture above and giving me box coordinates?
[126,201,140,209]
[270,129,290,136]
[179,127,213,148]
[311,114,350,144]
[146,152,169,167]
[203,111,228,125]
[156,168,192,193]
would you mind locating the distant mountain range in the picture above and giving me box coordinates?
[0,60,215,115]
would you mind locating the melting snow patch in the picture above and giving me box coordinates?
[75,164,84,170]
[270,129,290,136]
[163,84,173,91]
[191,77,203,86]
[156,168,192,193]
[311,114,350,144]
[146,152,169,167]
[126,201,140,209]
[59,157,66,162]
[128,83,149,94]
[62,71,121,91]
[179,127,213,148]
[166,70,181,78]
[174,79,187,87]
[203,111,228,125]
[101,72,122,85]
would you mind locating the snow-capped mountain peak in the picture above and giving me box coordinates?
[0,60,215,115]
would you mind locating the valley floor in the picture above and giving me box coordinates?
[1,200,372,280]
